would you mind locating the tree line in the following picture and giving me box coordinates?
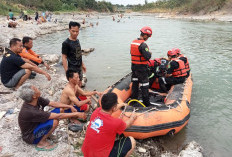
[2,0,114,13]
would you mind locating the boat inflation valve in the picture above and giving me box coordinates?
[167,129,175,137]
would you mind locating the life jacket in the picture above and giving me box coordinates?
[178,54,190,72]
[148,59,154,67]
[130,39,148,65]
[171,58,187,77]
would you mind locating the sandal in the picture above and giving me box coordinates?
[35,143,58,151]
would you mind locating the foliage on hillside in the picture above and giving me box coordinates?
[0,0,114,15]
[132,0,230,14]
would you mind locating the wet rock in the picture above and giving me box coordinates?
[138,147,147,153]
[82,48,95,55]
[178,141,203,157]
[161,152,178,157]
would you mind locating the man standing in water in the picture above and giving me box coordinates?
[130,26,152,107]
[62,21,86,81]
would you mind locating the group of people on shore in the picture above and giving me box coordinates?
[0,21,137,156]
[7,9,53,28]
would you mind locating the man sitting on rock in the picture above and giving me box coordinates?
[19,36,50,70]
[60,69,101,124]
[0,38,51,89]
[18,83,86,151]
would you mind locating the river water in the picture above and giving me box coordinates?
[33,14,232,156]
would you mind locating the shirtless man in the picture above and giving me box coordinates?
[60,69,101,123]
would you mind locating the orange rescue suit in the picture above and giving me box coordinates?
[130,39,148,65]
[171,58,187,77]
[19,48,42,64]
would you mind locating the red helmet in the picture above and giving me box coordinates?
[167,50,177,57]
[154,58,161,65]
[140,26,152,37]
[172,48,181,55]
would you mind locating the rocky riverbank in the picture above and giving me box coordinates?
[155,11,232,22]
[0,12,101,47]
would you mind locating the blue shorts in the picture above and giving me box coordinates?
[33,108,60,144]
[64,105,84,113]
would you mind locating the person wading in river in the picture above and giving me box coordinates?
[130,26,152,107]
[61,21,86,83]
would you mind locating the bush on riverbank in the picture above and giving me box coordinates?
[132,0,230,14]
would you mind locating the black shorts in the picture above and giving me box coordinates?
[109,137,132,157]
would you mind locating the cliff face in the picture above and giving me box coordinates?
[223,0,232,12]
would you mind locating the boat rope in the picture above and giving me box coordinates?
[119,105,128,118]
[168,100,183,112]
[148,73,154,79]
[121,107,160,118]
[137,107,158,117]
[128,99,146,107]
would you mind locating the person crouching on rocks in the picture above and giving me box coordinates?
[82,93,137,157]
[60,69,102,124]
[19,36,50,70]
[0,38,51,89]
[17,83,86,151]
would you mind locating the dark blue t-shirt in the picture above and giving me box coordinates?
[0,50,25,84]
[62,38,82,69]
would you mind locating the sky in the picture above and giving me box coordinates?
[97,0,157,6]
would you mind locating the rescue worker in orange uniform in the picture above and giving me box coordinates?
[173,48,190,78]
[158,50,187,93]
[130,26,152,107]
[148,58,169,89]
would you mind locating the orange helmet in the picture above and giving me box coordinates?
[172,48,181,55]
[140,26,152,37]
[167,50,177,57]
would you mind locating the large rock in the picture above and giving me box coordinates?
[178,141,203,157]
[42,54,61,64]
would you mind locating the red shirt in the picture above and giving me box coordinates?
[82,108,127,157]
